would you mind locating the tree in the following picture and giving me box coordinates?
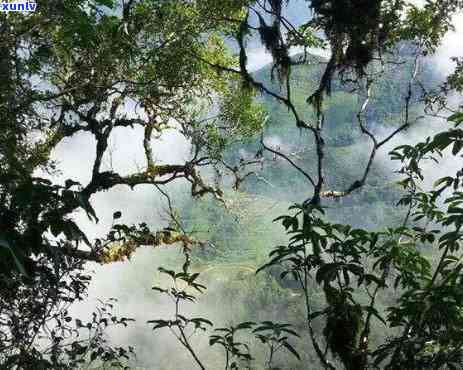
[148,1,463,369]
[0,0,262,367]
[2,0,463,369]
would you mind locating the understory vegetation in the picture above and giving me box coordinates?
[2,1,463,370]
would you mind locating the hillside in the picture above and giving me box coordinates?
[185,50,440,259]
[147,53,440,369]
[114,52,442,369]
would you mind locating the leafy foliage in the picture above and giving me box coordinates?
[3,0,463,369]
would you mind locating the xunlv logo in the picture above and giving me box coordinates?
[0,2,37,12]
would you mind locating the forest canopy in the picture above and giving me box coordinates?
[1,0,463,369]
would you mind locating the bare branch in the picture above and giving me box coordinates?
[321,48,423,200]
[261,134,316,187]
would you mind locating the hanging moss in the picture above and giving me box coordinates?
[311,0,386,71]
[308,0,402,111]
[100,231,196,263]
[257,0,291,81]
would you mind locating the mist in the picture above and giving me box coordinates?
[45,5,463,370]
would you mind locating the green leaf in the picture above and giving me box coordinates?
[0,238,29,277]
[235,321,255,330]
[315,263,339,284]
[77,193,99,222]
[282,341,300,360]
[448,112,463,126]
[452,140,463,155]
